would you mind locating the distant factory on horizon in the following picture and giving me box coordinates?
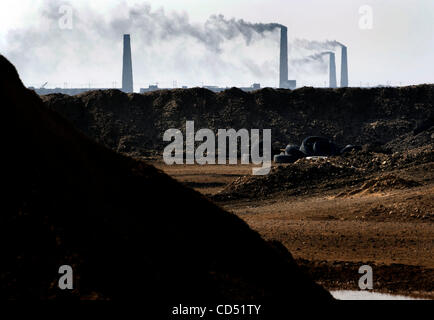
[29,29,350,96]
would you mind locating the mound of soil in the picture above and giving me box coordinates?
[385,126,434,153]
[40,84,434,157]
[1,55,332,303]
[336,175,421,197]
[215,148,433,201]
[214,158,360,200]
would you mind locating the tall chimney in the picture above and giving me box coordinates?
[340,45,348,87]
[122,34,133,93]
[279,26,288,88]
[329,52,337,88]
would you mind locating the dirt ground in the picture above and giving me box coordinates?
[152,160,434,299]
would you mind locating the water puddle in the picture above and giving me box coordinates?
[331,290,425,300]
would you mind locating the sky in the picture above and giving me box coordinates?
[0,0,433,91]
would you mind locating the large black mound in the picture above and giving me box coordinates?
[1,55,332,305]
[41,84,434,157]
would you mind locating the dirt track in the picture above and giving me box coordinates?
[153,161,434,299]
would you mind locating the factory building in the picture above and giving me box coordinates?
[140,83,262,93]
[29,30,349,96]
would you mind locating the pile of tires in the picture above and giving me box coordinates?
[274,144,306,163]
[300,136,340,156]
[274,136,361,163]
[273,153,293,163]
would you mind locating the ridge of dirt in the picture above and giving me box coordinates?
[40,85,434,157]
[214,146,433,201]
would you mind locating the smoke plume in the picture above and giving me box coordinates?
[1,0,342,88]
[293,39,343,51]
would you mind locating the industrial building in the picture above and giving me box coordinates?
[140,83,262,93]
[29,34,134,96]
[29,29,349,95]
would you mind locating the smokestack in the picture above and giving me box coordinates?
[279,26,288,88]
[122,34,133,93]
[340,45,348,87]
[329,52,337,88]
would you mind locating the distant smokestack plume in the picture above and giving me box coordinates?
[279,26,288,88]
[328,52,337,88]
[122,34,133,93]
[340,45,348,87]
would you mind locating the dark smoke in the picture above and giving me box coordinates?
[293,38,343,51]
[91,4,282,53]
[289,52,330,74]
[204,15,283,48]
[2,0,285,86]
[291,52,330,64]
[289,41,343,75]
[1,0,343,87]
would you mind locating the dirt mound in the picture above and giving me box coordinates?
[214,148,433,200]
[1,55,332,303]
[385,126,434,153]
[336,175,421,197]
[214,158,360,200]
[40,84,434,157]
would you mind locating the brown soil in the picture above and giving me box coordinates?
[335,175,421,197]
[154,154,434,299]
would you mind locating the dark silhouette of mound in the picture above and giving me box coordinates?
[41,84,433,157]
[1,55,332,305]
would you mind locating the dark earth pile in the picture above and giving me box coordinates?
[1,55,332,304]
[41,84,434,157]
[214,146,434,201]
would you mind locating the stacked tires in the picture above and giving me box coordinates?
[300,136,340,156]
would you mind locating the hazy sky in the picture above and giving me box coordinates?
[0,0,433,90]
